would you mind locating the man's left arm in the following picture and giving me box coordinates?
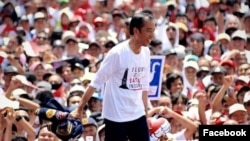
[142,91,149,118]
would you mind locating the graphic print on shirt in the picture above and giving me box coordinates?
[119,68,129,89]
[119,67,145,90]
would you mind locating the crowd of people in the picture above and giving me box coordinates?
[0,0,250,141]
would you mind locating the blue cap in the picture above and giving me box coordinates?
[36,108,83,141]
[91,92,102,101]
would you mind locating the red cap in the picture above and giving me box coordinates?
[221,60,236,70]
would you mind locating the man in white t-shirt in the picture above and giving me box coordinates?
[71,13,155,141]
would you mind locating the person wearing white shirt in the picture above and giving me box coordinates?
[71,13,155,141]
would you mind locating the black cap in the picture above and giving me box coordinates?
[89,42,100,48]
[104,40,116,48]
[150,39,162,47]
[73,63,84,70]
[53,40,64,48]
[211,66,227,75]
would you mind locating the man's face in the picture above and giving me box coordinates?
[62,66,73,82]
[211,73,224,85]
[204,21,216,31]
[88,97,102,112]
[222,65,234,75]
[165,54,178,67]
[190,38,203,56]
[238,64,250,75]
[87,45,101,57]
[36,32,48,45]
[136,19,155,46]
[158,97,172,109]
[35,18,46,30]
[170,78,183,94]
[83,125,97,139]
[232,38,246,50]
[3,73,16,86]
[230,111,247,124]
[66,40,79,56]
[176,16,188,25]
[68,95,81,107]
[166,26,176,41]
[185,67,196,81]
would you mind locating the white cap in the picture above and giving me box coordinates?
[216,33,230,42]
[231,30,247,41]
[229,103,247,115]
[69,85,85,95]
[183,61,199,71]
[34,12,46,20]
[12,88,27,97]
[62,30,77,43]
[236,75,250,84]
[166,0,177,7]
[0,94,20,110]
[243,91,250,103]
[80,72,96,82]
[15,75,38,89]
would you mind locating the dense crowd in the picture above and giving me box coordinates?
[0,0,250,141]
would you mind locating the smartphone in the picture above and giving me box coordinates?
[86,136,93,141]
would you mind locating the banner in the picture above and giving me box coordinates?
[148,56,165,100]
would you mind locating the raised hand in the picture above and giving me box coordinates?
[69,107,83,119]
[158,106,173,118]
[2,108,16,125]
[223,75,234,88]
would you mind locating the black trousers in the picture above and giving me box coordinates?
[104,116,150,141]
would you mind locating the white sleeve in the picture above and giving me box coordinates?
[90,51,120,90]
[141,50,151,91]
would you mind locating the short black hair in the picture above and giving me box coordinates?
[129,13,154,35]
[35,90,54,106]
[204,16,217,25]
[171,94,188,105]
[166,73,183,90]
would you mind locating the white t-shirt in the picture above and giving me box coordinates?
[90,40,151,122]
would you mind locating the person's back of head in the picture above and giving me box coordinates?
[35,90,54,106]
